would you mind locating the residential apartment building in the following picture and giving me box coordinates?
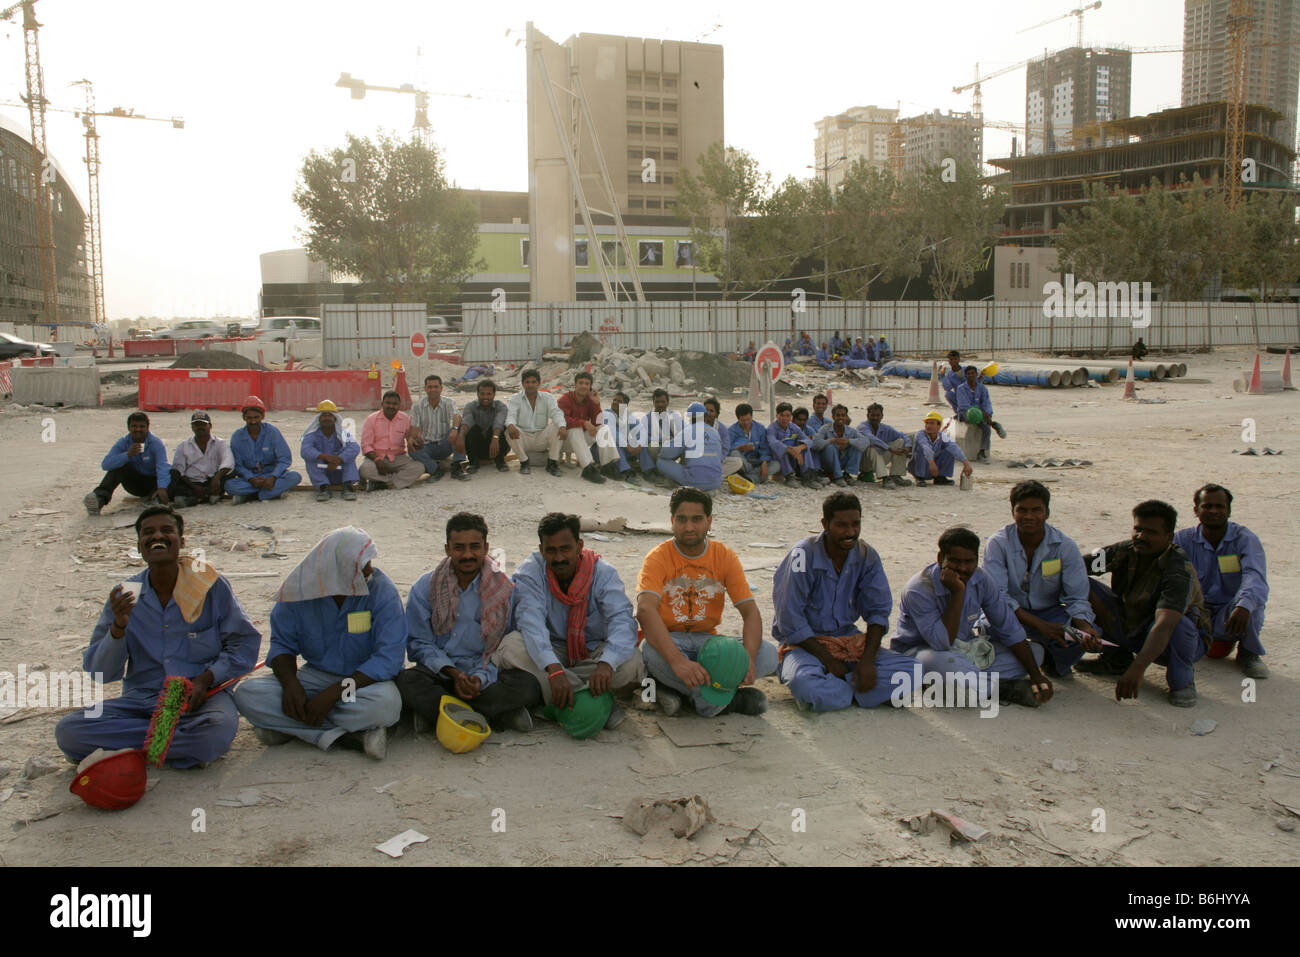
[900,109,982,171]
[1025,47,1132,154]
[812,105,899,189]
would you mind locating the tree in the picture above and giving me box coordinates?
[293,130,482,303]
[826,160,920,299]
[898,161,1006,299]
[1223,190,1300,300]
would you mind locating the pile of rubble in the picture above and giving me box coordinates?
[536,335,754,400]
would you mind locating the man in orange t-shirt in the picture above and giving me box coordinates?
[635,487,779,717]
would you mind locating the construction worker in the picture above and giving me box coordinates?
[908,411,973,487]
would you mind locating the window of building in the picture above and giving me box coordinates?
[645,124,660,136]
[644,149,659,160]
[627,75,642,89]
[664,150,678,161]
[520,239,530,268]
[662,100,677,113]
[638,240,664,265]
[629,171,643,185]
[575,240,588,267]
[675,240,694,266]
[645,99,660,111]
[601,240,626,267]
[646,198,661,209]
[627,98,642,111]
[664,199,677,212]
[627,122,642,135]
[629,198,644,209]
[644,76,659,90]
[662,174,675,185]
[663,77,677,89]
[663,125,677,137]
[628,149,644,161]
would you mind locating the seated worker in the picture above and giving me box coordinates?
[85,411,171,515]
[701,397,743,478]
[844,338,874,369]
[830,332,845,356]
[234,527,405,759]
[56,505,261,768]
[909,411,973,487]
[360,390,425,491]
[1131,337,1148,361]
[1083,500,1211,707]
[395,512,539,733]
[773,492,921,710]
[797,333,815,357]
[782,338,795,362]
[600,391,643,483]
[954,365,1007,463]
[634,389,684,486]
[891,526,1052,708]
[228,396,302,504]
[741,341,757,362]
[637,487,777,717]
[1173,484,1268,678]
[655,403,724,491]
[558,371,616,484]
[982,481,1100,678]
[168,411,234,508]
[941,350,965,413]
[815,343,841,370]
[408,374,466,482]
[865,337,878,363]
[876,336,892,363]
[300,400,359,502]
[506,368,567,477]
[812,404,868,487]
[727,404,772,485]
[493,512,645,731]
[457,379,509,476]
[767,402,824,488]
[857,402,913,488]
[806,393,830,435]
[792,406,812,435]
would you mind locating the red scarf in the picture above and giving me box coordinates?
[546,548,601,665]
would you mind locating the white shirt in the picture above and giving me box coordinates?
[171,435,235,481]
[506,390,565,433]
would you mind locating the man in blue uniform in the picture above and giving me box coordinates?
[85,412,171,515]
[909,411,973,486]
[228,396,302,503]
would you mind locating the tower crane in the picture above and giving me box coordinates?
[335,73,433,144]
[1018,2,1102,49]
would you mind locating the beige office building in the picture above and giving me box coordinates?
[562,32,724,218]
[900,109,982,171]
[812,105,899,189]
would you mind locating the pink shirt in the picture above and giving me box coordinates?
[362,410,411,461]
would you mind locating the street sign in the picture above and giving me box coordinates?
[755,341,783,381]
[409,331,427,358]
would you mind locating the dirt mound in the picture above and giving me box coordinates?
[673,351,753,391]
[170,350,265,371]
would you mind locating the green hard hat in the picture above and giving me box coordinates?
[544,689,613,739]
[697,635,750,707]
[965,407,984,425]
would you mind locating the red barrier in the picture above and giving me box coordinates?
[0,360,12,395]
[261,370,381,412]
[138,369,263,411]
[124,339,176,358]
[18,356,56,367]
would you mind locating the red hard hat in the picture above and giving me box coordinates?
[69,749,147,811]
[241,395,266,413]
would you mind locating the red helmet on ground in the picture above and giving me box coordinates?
[69,748,147,811]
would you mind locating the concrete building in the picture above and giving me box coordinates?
[1182,0,1300,153]
[900,109,982,171]
[813,105,899,189]
[0,113,94,334]
[1025,47,1132,154]
[991,102,1293,241]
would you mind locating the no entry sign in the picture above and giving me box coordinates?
[409,331,427,358]
[755,342,783,381]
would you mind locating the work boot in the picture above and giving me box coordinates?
[253,727,292,746]
[600,461,621,480]
[495,459,510,473]
[832,477,848,487]
[519,461,531,475]
[428,464,444,482]
[453,464,470,481]
[342,726,389,760]
[465,462,480,475]
[581,464,606,484]
[504,707,534,733]
[842,474,857,485]
[623,470,643,486]
[721,688,768,716]
[784,474,798,487]
[1237,651,1269,679]
[316,487,332,502]
[172,495,196,509]
[976,450,990,463]
[800,474,820,489]
[892,475,913,486]
[934,476,954,486]
[1168,683,1198,708]
[231,494,252,505]
[546,459,562,477]
[341,485,357,501]
[998,678,1042,709]
[993,421,1007,439]
[604,702,627,730]
[655,686,684,717]
[84,491,105,516]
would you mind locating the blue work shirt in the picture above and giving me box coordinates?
[772,533,892,644]
[797,339,815,356]
[806,412,829,434]
[301,428,359,467]
[85,570,261,699]
[912,429,968,465]
[815,348,832,365]
[267,568,406,681]
[509,552,638,670]
[231,422,293,480]
[941,367,965,401]
[1172,522,1268,614]
[709,420,732,457]
[632,410,683,448]
[406,571,497,686]
[766,421,811,461]
[983,523,1094,621]
[812,422,869,453]
[892,564,1027,654]
[727,421,771,466]
[850,344,868,360]
[830,337,844,354]
[955,381,994,418]
[102,433,170,486]
[877,340,892,361]
[856,421,912,451]
[666,422,723,488]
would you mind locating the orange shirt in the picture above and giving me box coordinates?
[636,538,754,633]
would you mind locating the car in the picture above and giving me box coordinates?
[0,332,56,359]
[251,316,321,343]
[154,320,227,340]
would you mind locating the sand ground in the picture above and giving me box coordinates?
[0,347,1296,867]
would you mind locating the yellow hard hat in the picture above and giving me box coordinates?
[924,411,944,422]
[726,474,755,495]
[436,694,491,754]
[980,362,999,378]
[315,399,340,413]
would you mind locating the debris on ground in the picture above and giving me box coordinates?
[22,756,60,780]
[1051,758,1080,772]
[622,794,714,839]
[374,829,430,858]
[169,350,266,371]
[1190,718,1218,736]
[902,808,990,842]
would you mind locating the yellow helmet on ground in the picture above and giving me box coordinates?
[980,362,999,378]
[436,694,492,753]
[726,474,755,495]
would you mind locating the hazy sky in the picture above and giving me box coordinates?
[0,0,1190,320]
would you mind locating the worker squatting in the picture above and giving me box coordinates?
[53,475,1268,775]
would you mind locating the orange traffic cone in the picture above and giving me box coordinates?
[395,365,412,409]
[1122,358,1136,399]
[1246,353,1262,394]
[924,360,943,406]
[1282,349,1295,390]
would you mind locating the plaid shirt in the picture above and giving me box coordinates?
[409,395,458,443]
[1091,540,1210,643]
